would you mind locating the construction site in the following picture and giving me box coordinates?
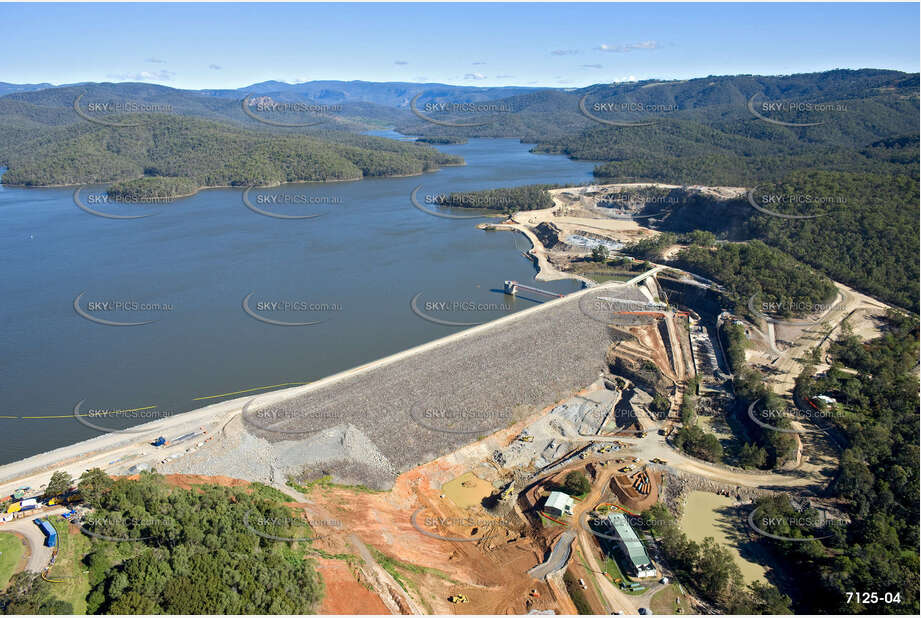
[275,268,733,615]
[272,184,886,615]
[0,182,891,615]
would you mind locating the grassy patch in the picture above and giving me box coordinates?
[568,259,645,284]
[369,547,456,585]
[369,548,457,614]
[537,511,567,527]
[583,271,635,284]
[650,583,685,615]
[0,532,26,589]
[287,475,383,495]
[602,556,646,595]
[563,570,593,614]
[574,549,609,613]
[47,517,90,613]
[248,482,291,502]
[304,547,364,571]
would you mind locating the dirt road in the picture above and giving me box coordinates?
[0,510,64,573]
[529,530,575,580]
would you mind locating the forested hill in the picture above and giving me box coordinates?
[0,82,412,133]
[625,170,920,312]
[0,115,461,189]
[396,69,919,185]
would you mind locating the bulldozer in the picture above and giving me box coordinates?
[448,595,468,604]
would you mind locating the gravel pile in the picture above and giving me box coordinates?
[162,421,396,489]
[169,288,635,488]
[240,292,616,485]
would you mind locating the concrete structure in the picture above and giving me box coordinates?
[504,280,565,298]
[607,512,656,578]
[544,491,574,517]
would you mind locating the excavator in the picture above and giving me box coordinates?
[448,595,468,604]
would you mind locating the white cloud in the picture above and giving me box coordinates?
[106,70,175,82]
[464,72,487,80]
[597,41,661,53]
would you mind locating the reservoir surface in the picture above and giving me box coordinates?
[0,134,595,464]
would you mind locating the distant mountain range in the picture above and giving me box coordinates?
[200,79,542,107]
[0,78,542,108]
[2,70,915,175]
[0,69,917,313]
[0,81,67,97]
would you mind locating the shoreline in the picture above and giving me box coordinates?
[0,277,613,496]
[0,163,466,192]
[0,155,602,492]
[482,221,596,286]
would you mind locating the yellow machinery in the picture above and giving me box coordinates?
[448,595,468,604]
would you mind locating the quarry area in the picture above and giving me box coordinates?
[0,182,892,615]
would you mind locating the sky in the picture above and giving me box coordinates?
[1,2,918,89]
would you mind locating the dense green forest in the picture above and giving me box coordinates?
[546,122,918,186]
[673,423,724,462]
[755,312,920,613]
[0,115,461,189]
[674,241,838,319]
[399,69,917,139]
[394,69,918,186]
[0,471,325,614]
[0,574,74,614]
[415,136,467,144]
[744,171,919,312]
[732,369,800,468]
[439,183,558,211]
[626,171,919,313]
[107,176,198,200]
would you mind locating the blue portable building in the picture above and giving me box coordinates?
[35,518,57,547]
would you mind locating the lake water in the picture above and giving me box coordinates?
[0,133,596,464]
[679,491,769,584]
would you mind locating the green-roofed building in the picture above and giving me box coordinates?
[607,511,656,578]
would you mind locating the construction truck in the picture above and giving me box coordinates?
[448,595,468,604]
[518,434,534,443]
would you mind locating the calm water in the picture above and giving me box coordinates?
[0,134,595,464]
